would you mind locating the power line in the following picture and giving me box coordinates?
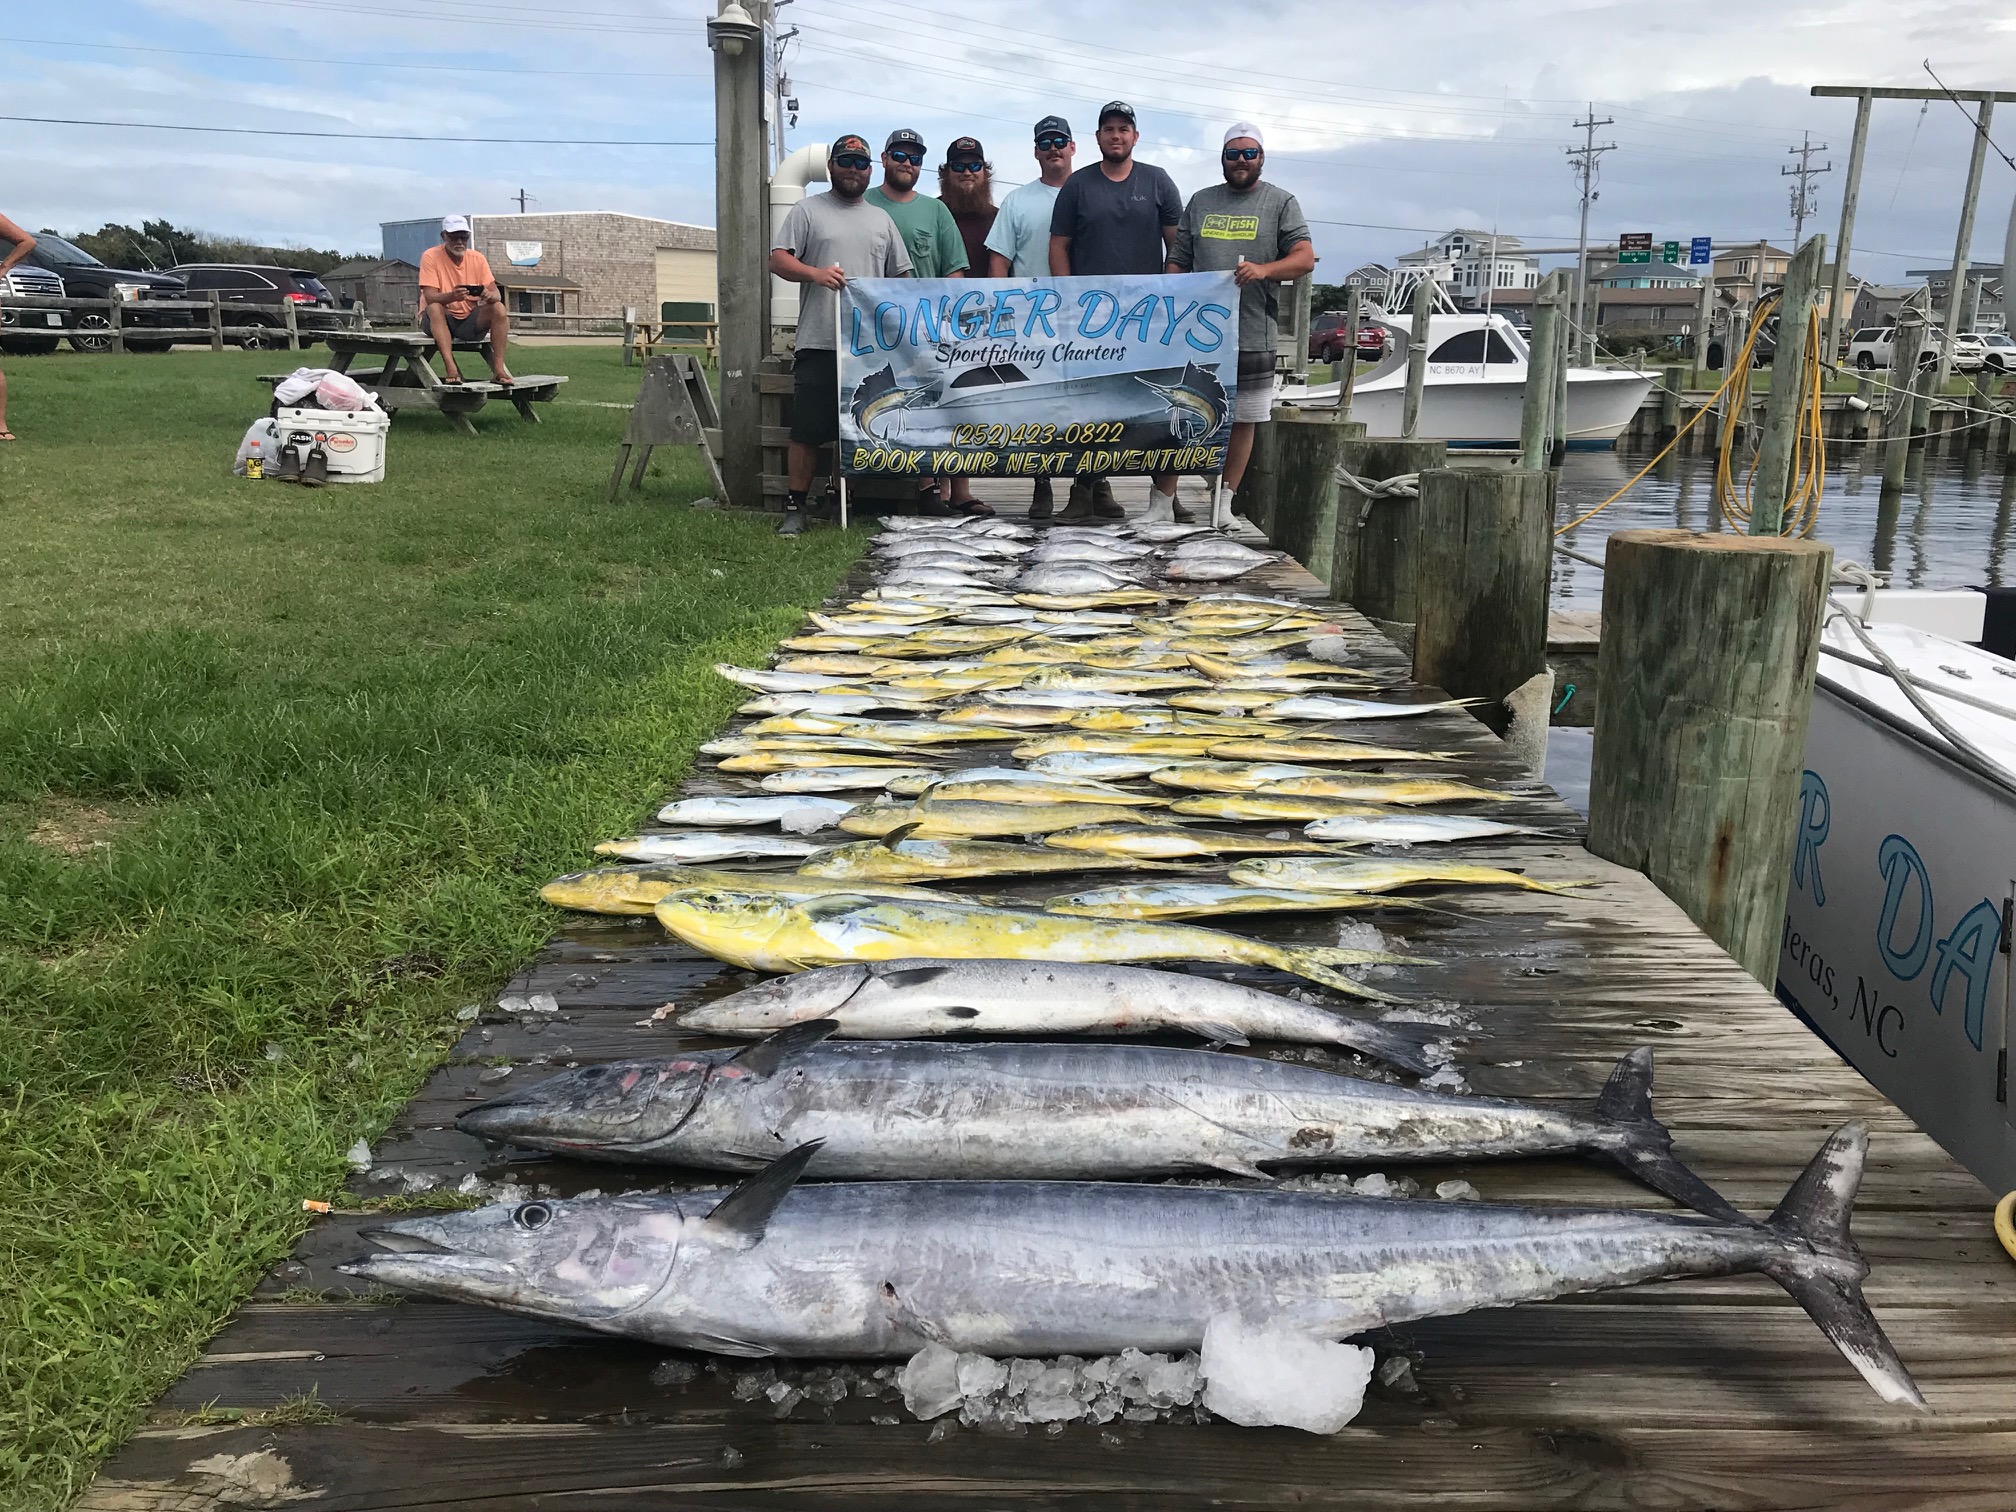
[0,113,712,146]
[1782,132,1831,245]
[0,34,707,80]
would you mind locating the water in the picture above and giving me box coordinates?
[1548,432,2016,608]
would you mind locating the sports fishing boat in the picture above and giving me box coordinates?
[1278,310,1654,450]
[1775,583,2016,1194]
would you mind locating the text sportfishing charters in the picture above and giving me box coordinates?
[845,283,1236,369]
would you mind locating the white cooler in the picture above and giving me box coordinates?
[275,405,391,484]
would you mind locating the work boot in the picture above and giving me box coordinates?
[1029,476,1054,520]
[776,508,807,537]
[1092,477,1125,519]
[1058,480,1095,521]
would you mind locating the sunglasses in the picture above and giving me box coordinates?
[1223,146,1262,161]
[947,159,986,173]
[831,153,872,169]
[1035,135,1071,150]
[885,148,924,165]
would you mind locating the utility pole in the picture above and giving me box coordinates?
[512,188,531,213]
[1783,133,1831,247]
[1566,106,1617,364]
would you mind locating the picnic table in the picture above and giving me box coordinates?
[263,331,567,436]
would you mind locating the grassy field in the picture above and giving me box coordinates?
[0,344,863,1508]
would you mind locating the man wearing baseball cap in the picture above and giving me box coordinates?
[418,215,513,386]
[985,116,1077,517]
[1048,102,1181,519]
[1150,123,1314,527]
[768,133,913,537]
[938,136,998,282]
[866,129,968,280]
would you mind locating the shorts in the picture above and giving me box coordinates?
[437,306,487,343]
[1234,363,1279,425]
[791,348,841,445]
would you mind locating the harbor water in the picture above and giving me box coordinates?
[1549,431,2016,608]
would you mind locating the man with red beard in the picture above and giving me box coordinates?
[938,137,997,285]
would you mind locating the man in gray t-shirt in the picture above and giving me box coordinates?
[768,132,912,535]
[1150,121,1315,527]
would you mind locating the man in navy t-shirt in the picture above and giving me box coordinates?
[1047,101,1182,520]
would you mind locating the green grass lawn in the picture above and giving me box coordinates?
[0,344,864,1509]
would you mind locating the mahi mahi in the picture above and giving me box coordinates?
[1229,857,1593,896]
[1042,822,1345,860]
[342,1125,1927,1411]
[1044,882,1420,921]
[457,1027,1731,1214]
[539,866,957,916]
[651,889,1420,999]
[801,835,1189,883]
[838,800,1160,839]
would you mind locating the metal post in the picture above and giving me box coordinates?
[1753,234,1825,534]
[1334,286,1361,414]
[1938,99,1995,390]
[1827,92,1872,367]
[709,0,768,511]
[1519,273,1561,470]
[1401,279,1431,440]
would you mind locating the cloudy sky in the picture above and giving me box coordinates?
[6,0,2015,283]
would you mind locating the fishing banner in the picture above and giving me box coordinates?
[836,272,1239,478]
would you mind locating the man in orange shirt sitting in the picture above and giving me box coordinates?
[418,215,513,385]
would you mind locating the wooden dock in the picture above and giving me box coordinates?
[84,483,2014,1510]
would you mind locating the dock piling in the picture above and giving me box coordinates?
[1402,281,1432,440]
[1587,529,1833,984]
[1333,438,1445,625]
[1269,411,1365,586]
[1752,234,1825,534]
[1518,272,1565,471]
[1410,467,1551,738]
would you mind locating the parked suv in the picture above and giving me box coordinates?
[168,265,344,349]
[5,232,186,352]
[1308,310,1387,364]
[1845,326,1986,373]
[1,263,67,354]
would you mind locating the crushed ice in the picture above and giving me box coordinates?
[1200,1314,1373,1433]
[890,1343,1208,1427]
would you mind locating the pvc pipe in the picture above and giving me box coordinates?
[769,143,830,329]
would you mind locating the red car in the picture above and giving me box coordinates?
[1309,311,1386,363]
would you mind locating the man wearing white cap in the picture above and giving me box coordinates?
[1149,123,1313,526]
[419,215,513,386]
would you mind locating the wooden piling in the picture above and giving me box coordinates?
[1587,529,1833,984]
[1333,437,1446,624]
[1517,272,1564,471]
[1752,234,1825,534]
[207,290,224,353]
[1402,280,1432,439]
[1268,411,1364,587]
[1240,409,1282,535]
[1410,467,1551,738]
[1658,366,1683,440]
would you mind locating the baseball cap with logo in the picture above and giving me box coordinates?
[440,215,471,235]
[945,136,986,163]
[829,133,870,157]
[885,128,927,153]
[1098,101,1136,126]
[1034,114,1073,142]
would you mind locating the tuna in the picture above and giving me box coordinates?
[343,1125,1927,1409]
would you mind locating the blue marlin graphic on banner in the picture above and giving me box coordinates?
[836,272,1241,479]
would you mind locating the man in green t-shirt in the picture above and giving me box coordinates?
[867,128,992,514]
[866,128,969,279]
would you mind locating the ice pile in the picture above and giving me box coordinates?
[897,1342,1205,1426]
[779,804,840,835]
[1199,1315,1373,1433]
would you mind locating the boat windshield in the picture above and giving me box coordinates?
[949,363,1031,388]
[1429,329,1520,364]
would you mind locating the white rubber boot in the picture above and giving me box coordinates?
[1144,487,1177,523]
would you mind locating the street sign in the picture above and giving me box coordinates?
[1619,232,1652,264]
[1689,236,1713,266]
[1662,240,1681,263]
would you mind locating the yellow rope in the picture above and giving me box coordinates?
[1996,1191,2016,1264]
[1555,297,1829,540]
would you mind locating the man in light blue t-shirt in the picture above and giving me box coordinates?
[984,115,1075,279]
[983,115,1077,517]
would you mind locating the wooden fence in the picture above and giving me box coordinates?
[0,293,369,353]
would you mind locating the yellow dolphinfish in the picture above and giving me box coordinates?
[1187,652,1374,681]
[839,799,1161,839]
[1171,794,1420,823]
[1041,822,1345,860]
[798,835,1188,882]
[651,887,1416,999]
[1227,857,1594,895]
[1206,739,1455,764]
[1067,710,1284,736]
[1043,882,1419,920]
[1023,666,1207,693]
[746,715,1028,745]
[704,735,924,758]
[540,865,955,916]
[717,750,929,773]
[1014,733,1221,760]
[938,704,1077,728]
[1164,632,1316,656]
[923,779,1168,807]
[1260,775,1516,805]
[776,655,913,676]
[882,669,1029,693]
[1146,761,1327,792]
[1166,689,1289,714]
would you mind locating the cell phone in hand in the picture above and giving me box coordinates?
[461,284,484,294]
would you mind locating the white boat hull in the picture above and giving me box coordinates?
[1283,370,1652,448]
[1777,612,2016,1193]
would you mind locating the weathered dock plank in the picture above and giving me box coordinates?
[88,483,2007,1509]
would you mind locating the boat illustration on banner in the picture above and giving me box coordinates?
[849,360,1230,448]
